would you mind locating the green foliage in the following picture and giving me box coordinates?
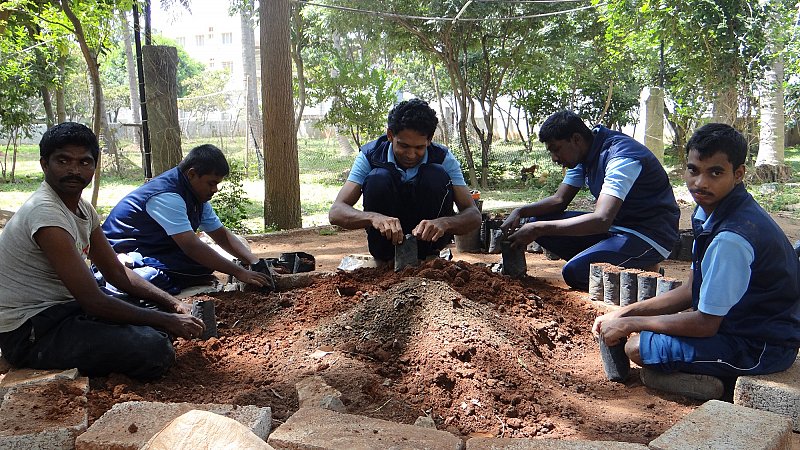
[211,161,252,234]
[101,31,206,99]
[178,69,231,126]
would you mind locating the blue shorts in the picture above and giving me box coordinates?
[639,331,798,377]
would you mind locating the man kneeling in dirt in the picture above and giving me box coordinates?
[0,123,204,379]
[593,124,800,400]
[501,110,680,290]
[102,144,270,293]
[329,98,481,263]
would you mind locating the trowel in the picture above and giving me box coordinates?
[394,234,418,272]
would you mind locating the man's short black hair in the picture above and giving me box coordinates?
[538,110,593,143]
[39,122,100,161]
[686,123,747,169]
[178,144,230,177]
[387,98,438,139]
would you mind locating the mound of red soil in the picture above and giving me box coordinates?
[87,259,696,443]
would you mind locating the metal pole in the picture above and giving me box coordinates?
[133,4,152,178]
[244,75,250,177]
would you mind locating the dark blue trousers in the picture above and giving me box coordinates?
[532,211,665,290]
[362,164,455,261]
[0,301,175,380]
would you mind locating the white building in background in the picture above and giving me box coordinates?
[151,0,259,101]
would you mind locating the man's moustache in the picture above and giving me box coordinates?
[60,176,88,184]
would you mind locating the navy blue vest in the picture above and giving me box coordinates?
[361,135,447,177]
[691,183,800,347]
[583,126,680,252]
[102,167,205,271]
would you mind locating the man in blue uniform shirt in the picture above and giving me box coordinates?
[501,110,680,290]
[329,99,481,263]
[102,145,270,292]
[593,123,800,400]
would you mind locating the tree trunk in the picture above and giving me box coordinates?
[261,0,302,230]
[143,45,182,176]
[336,131,355,156]
[121,10,143,153]
[241,2,263,158]
[55,54,67,122]
[755,56,788,181]
[40,87,55,128]
[56,0,107,206]
[431,64,449,146]
[712,84,738,125]
[290,5,306,135]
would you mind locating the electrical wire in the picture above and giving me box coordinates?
[291,0,604,22]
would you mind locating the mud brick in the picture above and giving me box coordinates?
[466,437,647,449]
[0,377,89,450]
[734,358,800,431]
[268,407,463,450]
[649,400,792,450]
[76,401,271,450]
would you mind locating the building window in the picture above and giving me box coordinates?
[176,37,185,46]
[222,32,233,44]
[209,58,215,68]
[195,35,204,46]
[222,61,233,71]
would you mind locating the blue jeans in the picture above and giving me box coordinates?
[533,211,665,290]
[362,164,455,261]
[0,301,175,380]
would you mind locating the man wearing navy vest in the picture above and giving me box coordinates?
[102,145,270,292]
[593,124,800,400]
[329,99,481,263]
[501,110,680,290]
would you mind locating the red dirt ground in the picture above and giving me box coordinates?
[83,228,708,444]
[4,202,797,444]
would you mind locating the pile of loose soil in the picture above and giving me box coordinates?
[87,259,698,443]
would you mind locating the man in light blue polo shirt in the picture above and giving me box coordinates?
[593,123,800,400]
[501,110,680,290]
[329,99,481,262]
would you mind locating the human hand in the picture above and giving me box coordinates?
[173,301,192,315]
[412,219,446,242]
[235,268,271,287]
[371,214,404,245]
[500,209,522,235]
[163,313,205,339]
[507,222,539,249]
[592,312,627,346]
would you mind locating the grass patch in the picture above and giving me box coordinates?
[3,138,800,224]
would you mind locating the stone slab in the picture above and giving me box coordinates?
[267,407,463,450]
[649,399,792,450]
[467,437,647,449]
[142,410,275,449]
[734,361,800,431]
[0,367,80,388]
[0,377,89,450]
[75,401,271,450]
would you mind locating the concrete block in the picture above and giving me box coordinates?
[649,399,792,450]
[268,407,463,450]
[734,362,800,431]
[0,377,89,449]
[467,437,647,449]
[75,401,271,450]
[0,367,79,388]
